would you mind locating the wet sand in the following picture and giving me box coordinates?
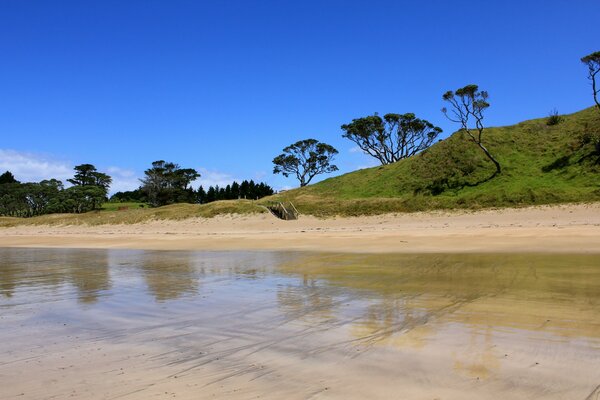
[1,203,599,253]
[1,249,600,399]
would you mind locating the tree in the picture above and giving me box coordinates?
[0,171,18,184]
[66,164,112,209]
[442,84,501,176]
[581,51,600,112]
[140,161,200,206]
[68,164,97,186]
[272,139,338,187]
[341,113,442,165]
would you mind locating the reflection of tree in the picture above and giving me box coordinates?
[275,252,600,346]
[62,250,111,304]
[0,250,19,298]
[355,296,433,346]
[452,326,500,380]
[277,274,338,324]
[0,249,111,303]
[139,252,198,301]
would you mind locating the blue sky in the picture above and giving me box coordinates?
[1,0,598,192]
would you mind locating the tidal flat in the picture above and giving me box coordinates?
[1,248,599,399]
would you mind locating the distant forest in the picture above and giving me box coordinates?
[0,160,274,217]
[111,180,274,205]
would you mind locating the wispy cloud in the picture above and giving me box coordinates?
[0,149,72,182]
[195,168,240,188]
[356,160,379,170]
[106,166,141,193]
[0,149,142,194]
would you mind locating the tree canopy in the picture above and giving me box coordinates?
[273,139,338,187]
[0,171,18,185]
[140,160,200,206]
[341,113,442,165]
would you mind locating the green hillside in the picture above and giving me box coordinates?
[272,107,600,216]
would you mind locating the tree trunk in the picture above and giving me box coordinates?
[477,142,501,176]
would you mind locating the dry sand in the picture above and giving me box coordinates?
[1,203,599,253]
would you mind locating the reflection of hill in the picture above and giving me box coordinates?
[275,253,600,341]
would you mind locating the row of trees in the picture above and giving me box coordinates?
[0,165,111,217]
[272,50,600,187]
[196,180,274,203]
[112,160,274,207]
[111,177,274,205]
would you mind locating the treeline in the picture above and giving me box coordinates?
[111,179,274,205]
[111,160,273,207]
[196,180,274,203]
[1,160,275,217]
[0,166,111,217]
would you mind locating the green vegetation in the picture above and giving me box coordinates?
[0,164,111,217]
[140,160,200,206]
[271,106,600,216]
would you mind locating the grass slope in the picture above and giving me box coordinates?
[0,200,266,226]
[271,107,600,216]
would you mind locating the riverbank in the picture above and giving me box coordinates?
[1,203,598,253]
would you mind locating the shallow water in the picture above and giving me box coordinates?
[1,249,599,399]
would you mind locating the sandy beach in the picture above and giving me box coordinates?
[1,203,599,253]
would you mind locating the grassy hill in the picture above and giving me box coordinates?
[271,106,600,216]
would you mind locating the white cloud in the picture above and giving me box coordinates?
[0,149,142,194]
[348,146,363,153]
[253,171,267,181]
[276,185,295,192]
[0,149,72,183]
[356,160,379,170]
[106,166,141,193]
[195,168,240,188]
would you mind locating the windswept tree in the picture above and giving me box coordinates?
[581,51,600,112]
[442,84,501,176]
[341,113,442,165]
[273,139,338,187]
[140,160,200,206]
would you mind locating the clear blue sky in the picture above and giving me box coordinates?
[1,0,598,192]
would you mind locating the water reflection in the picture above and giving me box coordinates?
[1,248,600,399]
[0,249,111,303]
[275,252,600,340]
[136,251,200,301]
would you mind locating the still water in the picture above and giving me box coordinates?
[1,249,599,399]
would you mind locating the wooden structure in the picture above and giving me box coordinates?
[266,201,299,220]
